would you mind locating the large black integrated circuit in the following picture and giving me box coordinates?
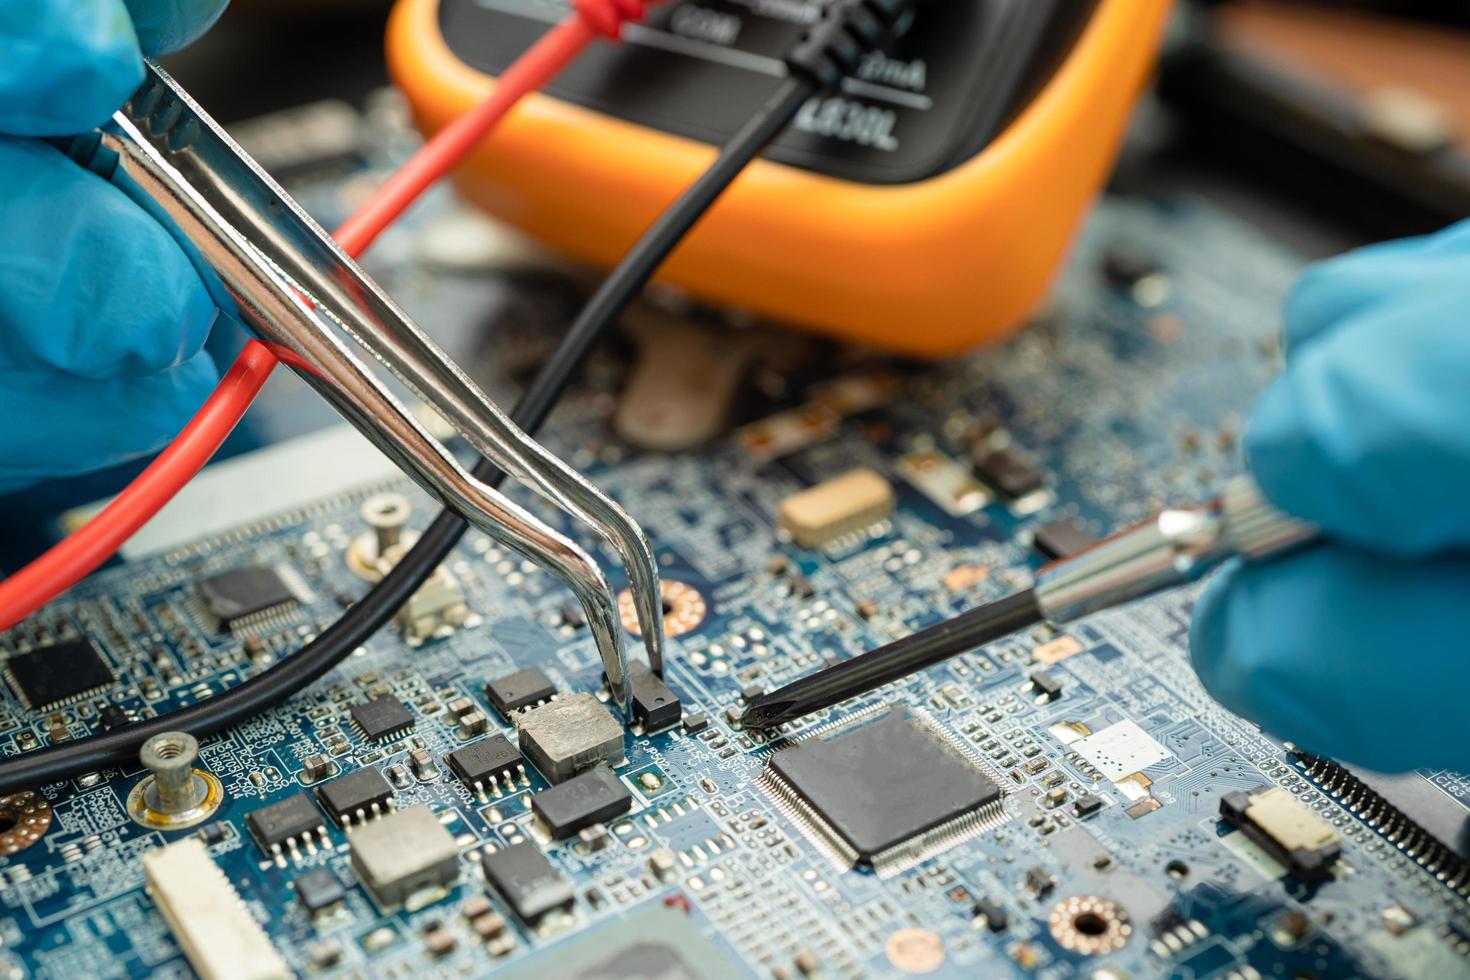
[4,638,114,710]
[485,667,556,719]
[532,766,631,839]
[481,841,574,925]
[447,734,527,798]
[196,564,297,630]
[349,697,415,742]
[246,793,327,858]
[763,707,1004,872]
[317,766,395,827]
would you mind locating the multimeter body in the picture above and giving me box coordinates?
[388,0,1172,355]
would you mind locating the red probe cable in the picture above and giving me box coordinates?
[0,1,653,631]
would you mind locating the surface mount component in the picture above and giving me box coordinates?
[295,867,347,919]
[778,468,895,548]
[348,804,460,909]
[481,840,575,926]
[975,898,1009,933]
[142,838,290,980]
[518,693,626,784]
[196,564,298,631]
[532,766,633,839]
[349,696,415,742]
[1029,670,1063,703]
[246,793,328,861]
[972,444,1048,503]
[4,638,114,710]
[486,667,556,720]
[897,451,989,517]
[317,766,395,827]
[1221,786,1341,882]
[447,735,527,798]
[629,662,681,733]
[760,707,1006,875]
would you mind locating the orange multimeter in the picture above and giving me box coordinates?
[387,0,1173,356]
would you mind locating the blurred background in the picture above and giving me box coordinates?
[164,0,1470,252]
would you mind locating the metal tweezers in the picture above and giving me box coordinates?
[100,61,664,711]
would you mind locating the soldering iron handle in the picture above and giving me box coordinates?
[1032,474,1316,624]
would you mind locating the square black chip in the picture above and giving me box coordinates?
[4,638,114,710]
[196,564,296,630]
[485,667,556,719]
[764,707,1004,872]
[317,766,395,827]
[349,697,415,742]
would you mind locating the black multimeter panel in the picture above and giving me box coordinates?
[437,0,1098,185]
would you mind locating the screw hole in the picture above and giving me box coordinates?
[1073,912,1108,936]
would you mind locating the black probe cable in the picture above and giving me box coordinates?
[0,0,915,793]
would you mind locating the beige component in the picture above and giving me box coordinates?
[942,564,990,592]
[896,450,989,516]
[1033,635,1084,666]
[142,838,290,980]
[615,307,764,452]
[778,468,896,548]
[1245,787,1340,854]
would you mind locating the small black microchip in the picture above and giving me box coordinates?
[974,898,1009,932]
[485,667,556,719]
[1072,793,1104,817]
[98,705,132,731]
[317,766,395,827]
[1024,866,1056,897]
[447,735,525,795]
[532,766,632,839]
[973,446,1046,500]
[197,821,229,846]
[349,697,414,742]
[4,638,114,710]
[197,564,296,629]
[295,867,346,916]
[481,841,575,924]
[246,793,326,853]
[629,662,681,732]
[1029,670,1063,702]
[1032,518,1098,561]
[767,708,1002,864]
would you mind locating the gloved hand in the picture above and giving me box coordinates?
[1191,218,1470,773]
[0,0,229,494]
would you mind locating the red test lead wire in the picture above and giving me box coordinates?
[0,0,658,632]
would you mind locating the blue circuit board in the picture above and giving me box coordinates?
[1,116,1469,980]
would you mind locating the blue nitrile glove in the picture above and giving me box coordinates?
[0,0,229,494]
[1191,218,1470,773]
